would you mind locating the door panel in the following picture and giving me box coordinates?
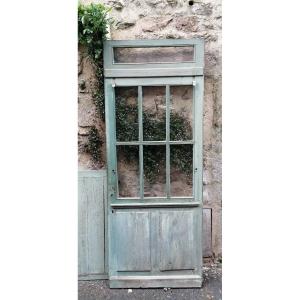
[113,211,151,271]
[104,53,203,287]
[159,211,196,271]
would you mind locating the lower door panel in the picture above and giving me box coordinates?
[159,211,196,271]
[109,207,202,288]
[113,211,151,272]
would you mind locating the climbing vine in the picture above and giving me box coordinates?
[85,126,103,163]
[78,2,111,120]
[78,4,192,182]
[78,3,111,162]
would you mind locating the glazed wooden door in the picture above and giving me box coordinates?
[104,39,204,288]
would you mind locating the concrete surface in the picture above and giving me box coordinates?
[78,264,221,300]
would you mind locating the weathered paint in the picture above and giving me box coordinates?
[114,211,151,271]
[78,170,212,280]
[104,39,204,288]
[103,39,204,78]
[159,211,195,271]
[78,170,107,280]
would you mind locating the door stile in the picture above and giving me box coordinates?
[193,76,204,268]
[165,85,171,198]
[104,78,116,277]
[193,76,203,204]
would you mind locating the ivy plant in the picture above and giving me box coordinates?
[85,126,103,163]
[78,3,111,120]
[78,4,192,182]
[78,2,111,162]
[78,3,111,61]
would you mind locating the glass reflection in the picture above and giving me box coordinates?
[117,145,139,197]
[143,145,166,197]
[115,87,138,142]
[170,145,193,196]
[143,86,166,141]
[170,85,193,141]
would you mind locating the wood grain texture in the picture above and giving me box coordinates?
[109,275,202,288]
[159,211,195,271]
[114,76,195,87]
[104,67,203,78]
[78,171,212,280]
[78,175,88,275]
[113,211,151,271]
[78,170,106,277]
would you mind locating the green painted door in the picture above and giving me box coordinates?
[104,39,204,288]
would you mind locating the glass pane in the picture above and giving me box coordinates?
[170,86,193,141]
[143,86,166,141]
[143,145,166,197]
[170,145,193,197]
[117,145,139,197]
[114,46,194,64]
[115,87,138,142]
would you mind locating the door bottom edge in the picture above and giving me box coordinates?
[109,275,203,288]
[78,274,108,281]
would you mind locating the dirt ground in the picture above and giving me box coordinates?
[78,263,222,300]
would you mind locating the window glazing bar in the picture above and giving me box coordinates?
[138,86,144,199]
[116,196,194,201]
[116,140,194,146]
[166,85,170,197]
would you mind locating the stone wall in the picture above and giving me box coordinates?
[78,0,222,258]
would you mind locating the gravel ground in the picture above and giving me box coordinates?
[78,264,222,300]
